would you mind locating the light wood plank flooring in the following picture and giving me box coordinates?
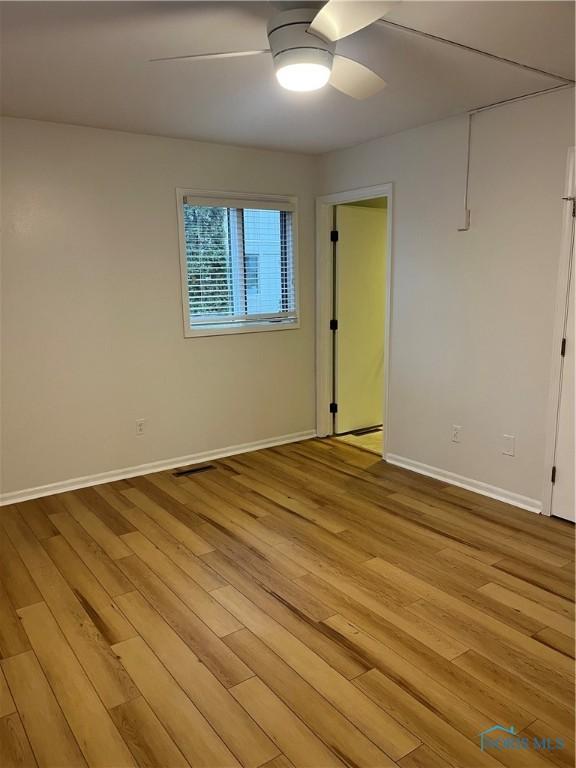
[0,438,574,768]
[336,428,383,455]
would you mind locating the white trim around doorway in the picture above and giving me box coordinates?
[541,147,575,517]
[315,183,393,456]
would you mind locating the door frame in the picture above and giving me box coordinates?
[315,182,393,455]
[541,147,575,516]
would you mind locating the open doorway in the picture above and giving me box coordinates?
[315,184,392,457]
[333,199,387,454]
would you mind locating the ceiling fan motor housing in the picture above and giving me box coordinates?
[267,9,336,77]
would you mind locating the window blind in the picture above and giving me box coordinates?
[182,201,297,330]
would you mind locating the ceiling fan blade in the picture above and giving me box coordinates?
[150,50,269,63]
[330,55,386,99]
[309,1,398,42]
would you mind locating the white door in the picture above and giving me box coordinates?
[334,204,387,434]
[551,215,575,522]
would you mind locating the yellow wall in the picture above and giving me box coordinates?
[346,197,388,210]
[335,202,387,434]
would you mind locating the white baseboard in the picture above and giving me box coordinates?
[0,430,316,506]
[385,453,542,514]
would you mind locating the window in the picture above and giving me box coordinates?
[178,192,298,336]
[245,253,259,292]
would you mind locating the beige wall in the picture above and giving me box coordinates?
[320,87,575,504]
[2,87,573,504]
[0,118,318,495]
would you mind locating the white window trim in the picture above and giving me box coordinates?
[176,188,300,338]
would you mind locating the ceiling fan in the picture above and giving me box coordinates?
[151,1,398,99]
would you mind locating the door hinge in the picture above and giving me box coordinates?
[330,318,338,331]
[560,337,566,357]
[329,402,338,414]
[562,196,576,217]
[330,230,339,243]
[551,466,556,484]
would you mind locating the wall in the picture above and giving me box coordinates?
[3,88,573,506]
[0,118,318,497]
[320,87,575,506]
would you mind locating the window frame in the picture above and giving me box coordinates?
[176,189,300,338]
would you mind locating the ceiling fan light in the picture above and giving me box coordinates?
[276,62,331,92]
[273,47,333,92]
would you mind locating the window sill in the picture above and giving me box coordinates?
[184,319,300,338]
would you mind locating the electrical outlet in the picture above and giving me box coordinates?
[136,419,146,436]
[451,425,462,443]
[502,434,515,456]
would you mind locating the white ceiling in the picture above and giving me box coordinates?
[1,1,574,153]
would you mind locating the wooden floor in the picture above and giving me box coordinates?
[0,438,574,768]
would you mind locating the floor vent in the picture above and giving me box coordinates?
[173,464,216,477]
